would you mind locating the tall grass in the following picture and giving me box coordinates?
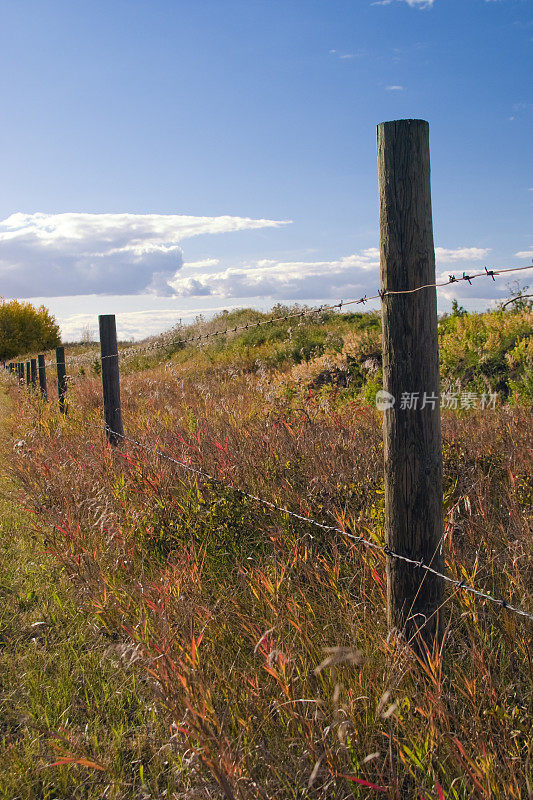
[3,307,532,798]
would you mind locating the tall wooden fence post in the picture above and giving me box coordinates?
[56,346,67,413]
[30,358,37,389]
[377,119,444,646]
[38,354,48,400]
[17,363,24,384]
[25,361,31,387]
[98,314,124,446]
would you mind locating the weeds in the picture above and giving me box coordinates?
[1,307,532,798]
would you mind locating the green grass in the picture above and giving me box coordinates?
[0,390,200,800]
[51,305,532,408]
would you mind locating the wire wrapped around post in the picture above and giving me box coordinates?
[98,314,124,446]
[56,347,67,413]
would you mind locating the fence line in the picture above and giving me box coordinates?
[98,264,533,363]
[83,421,533,624]
[36,263,533,371]
[5,116,533,642]
[4,265,533,629]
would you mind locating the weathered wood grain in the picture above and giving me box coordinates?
[377,119,444,645]
[99,315,124,446]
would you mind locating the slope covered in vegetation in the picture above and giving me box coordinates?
[118,303,533,407]
[1,304,531,799]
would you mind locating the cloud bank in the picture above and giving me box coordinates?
[45,244,500,341]
[170,250,380,299]
[0,212,289,298]
[169,246,491,300]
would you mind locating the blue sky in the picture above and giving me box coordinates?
[0,0,531,340]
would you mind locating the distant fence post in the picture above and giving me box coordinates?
[30,358,37,389]
[38,354,48,400]
[377,119,444,647]
[25,361,31,387]
[98,314,124,446]
[56,346,67,413]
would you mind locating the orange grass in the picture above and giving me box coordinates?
[4,340,532,799]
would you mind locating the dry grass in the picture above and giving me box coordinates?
[0,386,218,799]
[2,309,532,799]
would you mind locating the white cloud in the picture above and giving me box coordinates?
[515,249,533,259]
[0,212,289,298]
[184,258,221,270]
[386,85,404,91]
[169,250,381,300]
[372,0,434,7]
[435,246,490,263]
[167,245,489,301]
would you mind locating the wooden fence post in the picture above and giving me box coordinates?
[30,358,37,389]
[98,314,124,446]
[18,363,24,383]
[56,346,67,413]
[377,119,444,647]
[38,354,48,400]
[25,361,31,387]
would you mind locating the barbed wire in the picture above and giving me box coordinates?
[6,263,532,372]
[84,421,533,623]
[6,264,532,624]
[93,263,532,362]
[25,263,531,370]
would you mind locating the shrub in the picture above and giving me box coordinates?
[0,298,60,359]
[438,308,532,400]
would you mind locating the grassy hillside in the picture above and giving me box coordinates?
[1,305,532,798]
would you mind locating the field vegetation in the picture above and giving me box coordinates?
[1,302,531,799]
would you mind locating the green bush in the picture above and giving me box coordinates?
[438,308,532,400]
[0,299,60,360]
